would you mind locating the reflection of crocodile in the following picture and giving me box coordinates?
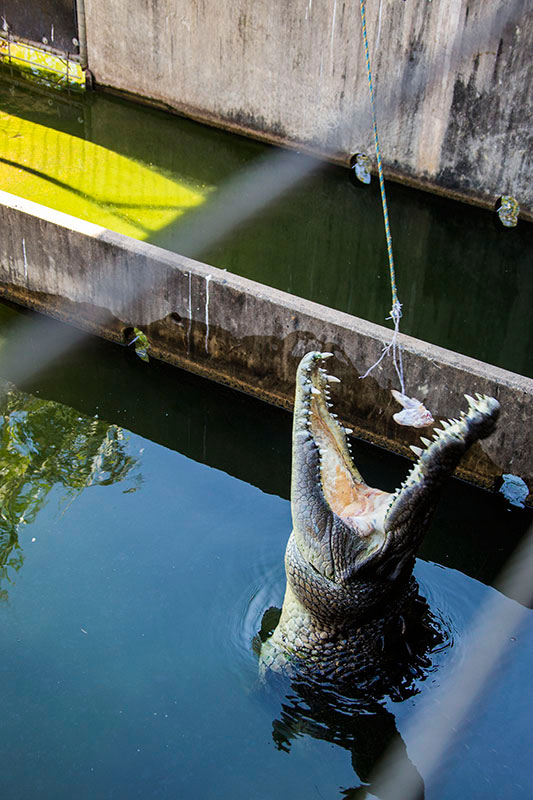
[260,352,500,684]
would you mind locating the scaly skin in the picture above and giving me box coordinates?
[260,352,500,684]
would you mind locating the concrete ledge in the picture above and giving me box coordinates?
[0,190,531,499]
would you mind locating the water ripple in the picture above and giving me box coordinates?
[219,556,500,693]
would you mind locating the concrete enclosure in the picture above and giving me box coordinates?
[82,0,533,217]
[0,191,531,501]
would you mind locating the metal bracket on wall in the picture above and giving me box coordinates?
[0,0,87,88]
[0,34,85,89]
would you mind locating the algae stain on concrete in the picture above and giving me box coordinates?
[0,110,210,239]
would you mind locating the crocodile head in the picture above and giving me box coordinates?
[281,352,500,634]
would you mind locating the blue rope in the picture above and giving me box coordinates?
[359,0,405,392]
[359,0,398,310]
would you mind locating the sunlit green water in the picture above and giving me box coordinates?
[0,71,531,378]
[0,300,531,799]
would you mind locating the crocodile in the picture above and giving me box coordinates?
[260,351,500,686]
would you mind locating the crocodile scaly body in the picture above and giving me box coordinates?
[260,352,499,685]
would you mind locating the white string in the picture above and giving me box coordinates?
[360,300,405,394]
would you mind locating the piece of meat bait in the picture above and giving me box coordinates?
[391,390,434,428]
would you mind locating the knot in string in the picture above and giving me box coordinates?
[360,300,405,394]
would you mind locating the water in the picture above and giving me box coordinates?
[0,300,531,799]
[0,71,532,378]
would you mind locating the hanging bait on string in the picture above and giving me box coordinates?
[391,389,434,428]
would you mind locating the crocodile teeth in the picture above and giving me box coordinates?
[310,387,321,395]
[410,445,423,456]
[327,375,341,383]
[464,394,476,406]
[420,437,431,446]
[344,427,353,434]
[320,352,334,359]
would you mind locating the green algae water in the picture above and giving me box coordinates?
[0,299,531,799]
[0,72,532,379]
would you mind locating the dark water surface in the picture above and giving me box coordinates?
[0,301,531,800]
[0,71,532,378]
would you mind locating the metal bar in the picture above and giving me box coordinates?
[0,33,82,64]
[75,0,88,68]
[0,35,84,87]
[0,50,72,78]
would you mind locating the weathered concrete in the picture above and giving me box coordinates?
[82,0,533,217]
[0,190,531,500]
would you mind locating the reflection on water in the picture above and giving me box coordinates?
[0,381,139,599]
[255,592,446,799]
[270,687,424,800]
[0,72,531,377]
[0,303,531,799]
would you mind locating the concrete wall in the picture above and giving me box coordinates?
[0,190,531,500]
[82,0,533,217]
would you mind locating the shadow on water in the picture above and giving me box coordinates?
[0,72,532,377]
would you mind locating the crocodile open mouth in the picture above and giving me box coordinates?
[298,353,392,538]
[292,352,500,578]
